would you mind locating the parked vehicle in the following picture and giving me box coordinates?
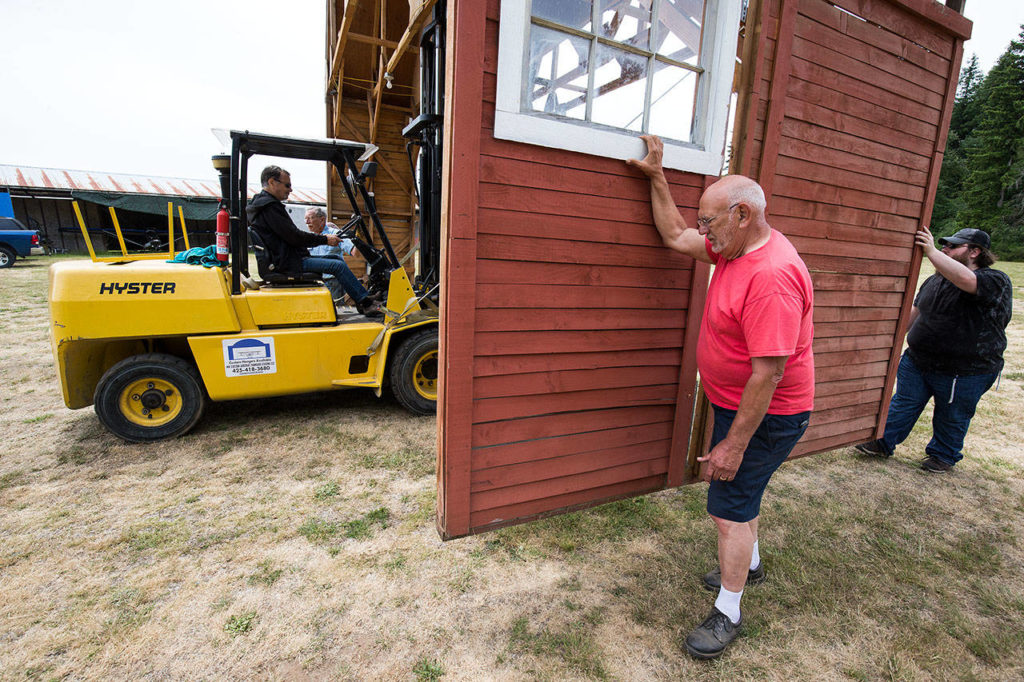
[0,216,43,268]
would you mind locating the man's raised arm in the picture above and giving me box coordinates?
[627,135,711,263]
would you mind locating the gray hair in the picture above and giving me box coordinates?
[305,207,327,219]
[726,179,767,214]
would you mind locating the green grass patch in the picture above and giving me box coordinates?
[121,520,189,552]
[21,413,54,424]
[298,517,340,543]
[56,445,100,466]
[937,529,1005,572]
[108,587,154,631]
[298,507,390,544]
[358,445,434,478]
[314,481,340,500]
[490,495,673,558]
[224,611,257,636]
[247,560,284,587]
[0,469,26,490]
[412,657,445,681]
[344,507,390,540]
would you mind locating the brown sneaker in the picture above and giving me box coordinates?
[921,455,953,473]
[702,563,766,591]
[854,440,891,458]
[684,607,741,659]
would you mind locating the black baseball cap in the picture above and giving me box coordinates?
[938,228,990,250]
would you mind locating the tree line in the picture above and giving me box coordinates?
[932,26,1024,260]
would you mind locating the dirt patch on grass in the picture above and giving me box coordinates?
[2,256,1023,680]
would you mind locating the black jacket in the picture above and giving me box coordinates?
[246,191,327,274]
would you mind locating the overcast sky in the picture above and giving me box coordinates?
[1,0,1021,190]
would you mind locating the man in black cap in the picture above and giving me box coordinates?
[856,226,1012,472]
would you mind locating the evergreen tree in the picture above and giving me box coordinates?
[949,53,983,141]
[958,26,1024,259]
[932,54,983,235]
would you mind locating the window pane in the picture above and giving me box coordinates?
[591,43,648,132]
[532,0,594,32]
[526,25,591,120]
[654,0,705,65]
[647,61,697,142]
[598,0,652,50]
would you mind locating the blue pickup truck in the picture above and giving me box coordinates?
[0,216,43,268]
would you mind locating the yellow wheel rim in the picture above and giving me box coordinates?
[412,350,438,401]
[117,377,183,427]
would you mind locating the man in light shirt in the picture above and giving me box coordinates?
[304,207,358,305]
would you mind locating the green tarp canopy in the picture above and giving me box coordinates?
[71,191,220,221]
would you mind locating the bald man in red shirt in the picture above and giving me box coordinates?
[629,136,814,659]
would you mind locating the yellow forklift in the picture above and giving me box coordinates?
[48,130,439,442]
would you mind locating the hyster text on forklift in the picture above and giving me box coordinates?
[48,130,439,442]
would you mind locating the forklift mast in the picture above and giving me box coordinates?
[402,0,446,301]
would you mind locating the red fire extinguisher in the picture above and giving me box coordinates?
[215,205,229,264]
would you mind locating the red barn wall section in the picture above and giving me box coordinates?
[734,0,970,458]
[437,0,713,539]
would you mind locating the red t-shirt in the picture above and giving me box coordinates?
[697,229,815,414]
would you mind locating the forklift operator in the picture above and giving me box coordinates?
[247,165,381,316]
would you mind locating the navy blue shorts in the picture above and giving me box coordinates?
[706,404,810,523]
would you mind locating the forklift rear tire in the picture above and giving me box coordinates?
[0,246,15,268]
[94,353,207,442]
[390,328,438,415]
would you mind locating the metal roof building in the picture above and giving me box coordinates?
[0,164,327,253]
[0,164,327,203]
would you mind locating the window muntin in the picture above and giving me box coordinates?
[526,0,708,144]
[496,0,741,175]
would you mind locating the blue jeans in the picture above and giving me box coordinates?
[879,353,997,466]
[301,256,368,303]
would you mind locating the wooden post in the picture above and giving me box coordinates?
[437,0,485,539]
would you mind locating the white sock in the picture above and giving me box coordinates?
[715,586,743,624]
[750,540,760,571]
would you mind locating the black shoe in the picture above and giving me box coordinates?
[703,563,766,591]
[684,607,742,659]
[854,440,891,458]
[355,297,383,318]
[921,455,953,473]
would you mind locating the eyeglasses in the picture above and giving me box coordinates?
[273,177,292,189]
[696,203,739,229]
[941,242,969,250]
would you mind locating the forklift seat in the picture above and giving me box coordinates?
[248,228,323,287]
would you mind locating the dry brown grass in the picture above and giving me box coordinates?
[1,255,1023,680]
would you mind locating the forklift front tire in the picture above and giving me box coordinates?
[390,328,439,415]
[94,353,207,442]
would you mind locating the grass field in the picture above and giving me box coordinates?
[1,254,1023,680]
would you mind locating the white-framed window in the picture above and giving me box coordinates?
[495,0,742,175]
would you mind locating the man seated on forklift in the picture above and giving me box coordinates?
[247,165,381,317]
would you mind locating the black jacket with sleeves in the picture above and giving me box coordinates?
[245,190,327,275]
